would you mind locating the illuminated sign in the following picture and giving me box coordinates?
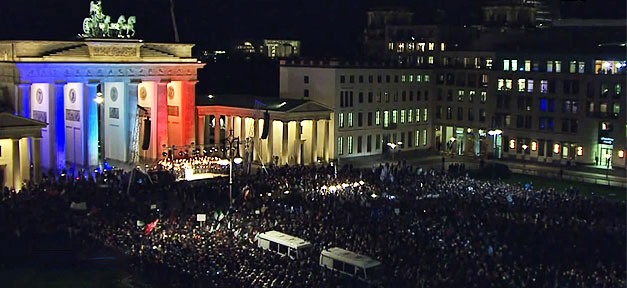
[599,136,614,145]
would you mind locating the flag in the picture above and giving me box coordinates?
[145,219,159,235]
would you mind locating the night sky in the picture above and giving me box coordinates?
[0,0,624,58]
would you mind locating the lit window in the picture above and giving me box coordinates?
[338,113,344,128]
[509,139,516,149]
[416,108,420,122]
[347,136,353,154]
[409,75,413,82]
[375,111,380,125]
[417,42,425,52]
[613,103,620,114]
[383,111,389,127]
[407,42,414,52]
[416,75,422,82]
[518,79,526,92]
[348,112,353,127]
[570,61,577,73]
[527,80,534,92]
[531,141,537,151]
[555,61,561,72]
[440,43,445,51]
[424,75,430,82]
[600,102,607,113]
[503,60,510,71]
[423,108,428,122]
[397,43,405,53]
[546,61,553,72]
[553,143,560,154]
[505,79,513,90]
[388,42,394,51]
[400,109,406,124]
[540,80,548,93]
[498,79,505,90]
[576,146,583,156]
[486,58,493,69]
[481,91,487,103]
[415,130,420,147]
[408,109,413,123]
[578,61,585,73]
[428,42,435,51]
[428,56,434,64]
[525,60,531,72]
[511,60,518,71]
[616,84,622,95]
[458,90,465,101]
[422,130,427,146]
[392,110,398,124]
[401,75,406,82]
[337,137,344,155]
[618,150,625,158]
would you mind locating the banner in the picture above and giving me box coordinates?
[145,219,159,235]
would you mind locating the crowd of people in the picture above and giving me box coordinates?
[1,160,624,287]
[156,155,228,180]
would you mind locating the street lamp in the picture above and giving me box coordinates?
[387,142,398,161]
[521,144,529,173]
[94,92,105,170]
[487,129,503,178]
[487,129,503,159]
[222,129,242,209]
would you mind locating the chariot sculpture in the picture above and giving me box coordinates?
[81,1,136,38]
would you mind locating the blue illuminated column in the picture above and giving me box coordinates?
[85,82,100,168]
[53,82,66,169]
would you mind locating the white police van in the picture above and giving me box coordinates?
[319,247,383,284]
[257,230,312,260]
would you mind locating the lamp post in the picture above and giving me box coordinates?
[487,129,502,178]
[521,144,529,174]
[387,142,398,162]
[94,92,105,171]
[223,129,243,209]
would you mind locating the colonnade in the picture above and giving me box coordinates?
[197,112,332,166]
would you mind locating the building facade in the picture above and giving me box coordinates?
[0,40,204,172]
[280,60,434,161]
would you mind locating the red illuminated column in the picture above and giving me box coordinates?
[182,81,197,147]
[156,81,169,156]
[197,114,205,147]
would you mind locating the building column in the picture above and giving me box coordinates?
[33,137,42,183]
[214,114,221,147]
[239,116,246,157]
[85,82,100,168]
[51,82,66,170]
[226,115,233,137]
[294,120,302,165]
[126,80,140,163]
[323,119,329,162]
[17,83,31,118]
[197,114,205,147]
[156,81,169,156]
[266,120,274,163]
[12,139,21,191]
[182,81,197,146]
[254,118,261,162]
[282,121,289,165]
[311,119,318,163]
[19,138,30,185]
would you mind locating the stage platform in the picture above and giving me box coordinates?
[178,172,227,182]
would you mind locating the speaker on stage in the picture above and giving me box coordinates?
[142,118,151,150]
[261,111,270,140]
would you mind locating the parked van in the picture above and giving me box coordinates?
[319,247,383,284]
[257,230,312,260]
